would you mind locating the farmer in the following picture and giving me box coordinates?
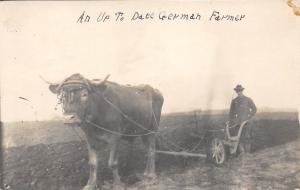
[229,84,257,153]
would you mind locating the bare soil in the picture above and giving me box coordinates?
[2,112,300,190]
[3,139,300,190]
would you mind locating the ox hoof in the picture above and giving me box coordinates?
[142,174,158,186]
[113,182,126,190]
[82,184,98,190]
[143,173,157,180]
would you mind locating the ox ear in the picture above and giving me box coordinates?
[49,84,60,94]
[89,80,107,92]
[96,82,108,91]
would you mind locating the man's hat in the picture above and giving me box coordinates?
[234,84,244,92]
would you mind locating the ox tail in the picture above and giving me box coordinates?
[152,89,164,130]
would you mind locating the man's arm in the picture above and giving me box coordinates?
[229,100,235,121]
[248,98,257,117]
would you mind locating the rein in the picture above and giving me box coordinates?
[100,94,156,133]
[57,87,158,137]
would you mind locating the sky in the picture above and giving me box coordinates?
[1,1,299,122]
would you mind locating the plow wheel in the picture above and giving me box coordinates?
[207,137,229,165]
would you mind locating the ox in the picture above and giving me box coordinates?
[48,73,164,190]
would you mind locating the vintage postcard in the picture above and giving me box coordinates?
[1,1,300,190]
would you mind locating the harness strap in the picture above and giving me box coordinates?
[101,94,155,133]
[86,120,156,137]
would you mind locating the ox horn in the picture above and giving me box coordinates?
[98,74,110,86]
[91,74,110,85]
[39,75,54,85]
[40,75,61,94]
[102,74,110,84]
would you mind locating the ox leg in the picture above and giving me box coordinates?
[108,136,125,190]
[143,134,157,179]
[83,144,99,190]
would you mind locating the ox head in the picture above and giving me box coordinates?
[48,73,109,122]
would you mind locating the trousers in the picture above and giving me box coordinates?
[239,122,253,153]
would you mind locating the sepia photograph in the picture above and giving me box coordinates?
[1,1,300,190]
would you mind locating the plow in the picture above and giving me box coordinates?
[154,120,250,165]
[68,113,250,166]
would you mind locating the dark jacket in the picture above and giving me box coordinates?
[229,94,257,124]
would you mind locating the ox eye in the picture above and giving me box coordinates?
[81,90,88,97]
